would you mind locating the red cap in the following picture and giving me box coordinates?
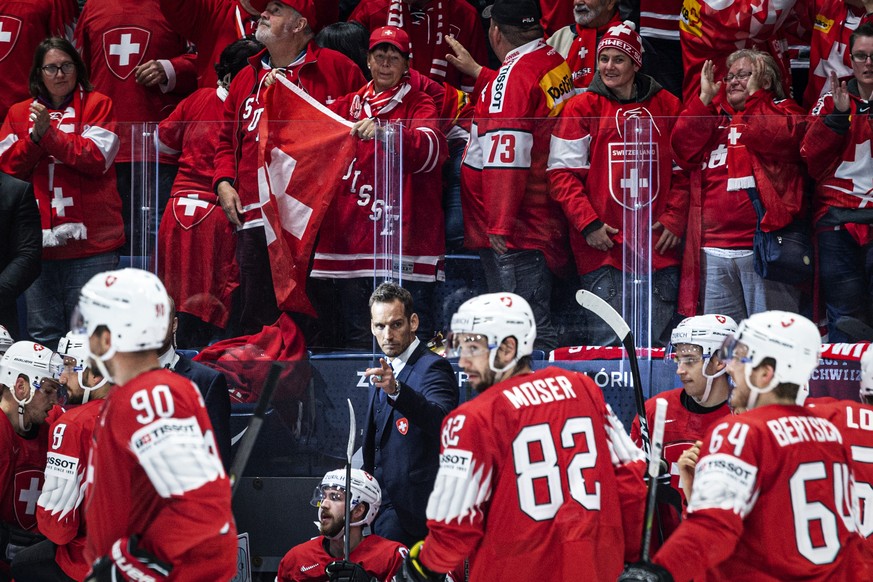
[368,26,410,55]
[249,0,317,30]
[597,21,643,69]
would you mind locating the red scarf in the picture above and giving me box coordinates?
[725,120,756,191]
[387,0,448,81]
[33,87,89,247]
[349,76,412,120]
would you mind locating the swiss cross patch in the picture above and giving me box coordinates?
[715,315,727,324]
[172,193,216,231]
[499,295,513,308]
[781,317,796,328]
[0,16,22,62]
[395,417,409,435]
[102,27,150,80]
[14,469,44,530]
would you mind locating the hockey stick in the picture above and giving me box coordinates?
[344,398,355,560]
[575,290,652,456]
[640,398,668,562]
[229,362,283,497]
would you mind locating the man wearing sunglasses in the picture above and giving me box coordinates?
[0,340,62,577]
[11,332,110,582]
[629,314,736,546]
[622,311,868,581]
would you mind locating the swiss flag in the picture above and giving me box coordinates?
[258,76,356,316]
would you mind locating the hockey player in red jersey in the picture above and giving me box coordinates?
[393,292,647,582]
[0,341,62,576]
[277,469,406,582]
[807,345,873,549]
[75,268,237,581]
[621,311,869,581]
[629,314,737,544]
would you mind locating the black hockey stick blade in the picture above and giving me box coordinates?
[344,398,355,560]
[576,290,651,456]
[230,362,283,497]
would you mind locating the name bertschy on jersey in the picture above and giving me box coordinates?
[767,416,842,448]
[502,375,578,409]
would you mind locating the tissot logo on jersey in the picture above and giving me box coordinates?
[131,417,200,454]
[45,452,79,480]
[440,448,473,478]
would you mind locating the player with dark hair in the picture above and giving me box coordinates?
[622,311,868,581]
[394,292,646,581]
[277,469,406,582]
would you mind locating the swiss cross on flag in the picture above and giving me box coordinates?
[259,76,356,316]
[102,27,150,80]
[0,16,22,62]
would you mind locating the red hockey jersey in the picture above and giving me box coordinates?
[0,0,78,119]
[547,74,687,276]
[158,0,258,88]
[419,367,647,581]
[158,87,238,328]
[0,90,125,261]
[810,399,873,543]
[212,45,365,229]
[84,369,237,581]
[0,416,49,533]
[461,39,574,275]
[653,404,868,581]
[75,0,198,164]
[349,0,487,93]
[802,89,873,226]
[277,535,406,582]
[36,399,102,581]
[312,81,446,281]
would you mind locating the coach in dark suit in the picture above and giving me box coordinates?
[0,172,40,337]
[362,282,459,547]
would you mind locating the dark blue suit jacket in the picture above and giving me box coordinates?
[362,342,458,540]
[172,353,232,469]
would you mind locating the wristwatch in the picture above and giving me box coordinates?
[388,380,401,400]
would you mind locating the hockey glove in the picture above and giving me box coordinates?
[393,541,446,582]
[325,560,377,582]
[86,535,172,582]
[618,562,674,582]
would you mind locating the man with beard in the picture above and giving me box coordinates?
[276,469,406,582]
[11,333,110,581]
[213,0,364,334]
[393,292,647,582]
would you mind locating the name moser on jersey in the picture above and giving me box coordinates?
[73,268,237,582]
[393,292,647,582]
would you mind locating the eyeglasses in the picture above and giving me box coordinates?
[851,52,873,63]
[41,62,76,76]
[371,53,405,67]
[722,71,752,83]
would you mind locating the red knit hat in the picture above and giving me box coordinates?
[596,20,643,68]
[249,0,317,30]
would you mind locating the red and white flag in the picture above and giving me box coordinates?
[258,75,355,316]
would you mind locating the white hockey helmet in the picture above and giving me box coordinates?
[75,268,171,354]
[721,311,820,408]
[0,341,62,390]
[311,469,382,527]
[0,325,12,356]
[860,346,873,401]
[450,292,536,373]
[668,314,738,358]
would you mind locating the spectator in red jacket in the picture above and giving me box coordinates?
[672,50,807,322]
